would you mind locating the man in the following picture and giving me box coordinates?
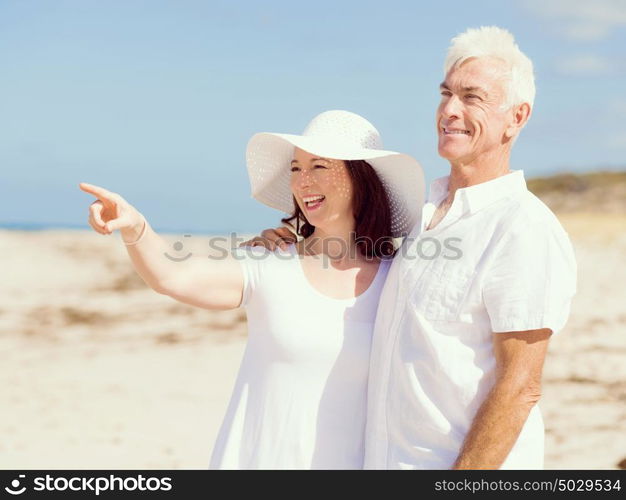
[251,26,577,469]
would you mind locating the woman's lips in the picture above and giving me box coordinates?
[302,195,325,211]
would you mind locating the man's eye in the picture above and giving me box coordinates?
[466,94,480,100]
[440,90,452,97]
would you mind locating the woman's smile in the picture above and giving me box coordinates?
[302,194,326,211]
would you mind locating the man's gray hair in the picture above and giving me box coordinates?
[444,26,535,111]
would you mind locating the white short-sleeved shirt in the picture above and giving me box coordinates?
[364,170,577,470]
[210,244,391,469]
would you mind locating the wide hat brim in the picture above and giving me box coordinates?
[246,132,425,237]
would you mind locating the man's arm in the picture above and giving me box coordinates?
[451,328,552,470]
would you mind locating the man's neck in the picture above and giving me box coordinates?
[426,158,512,232]
[445,158,511,204]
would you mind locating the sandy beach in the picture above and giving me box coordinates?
[1,212,625,469]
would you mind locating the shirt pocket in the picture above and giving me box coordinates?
[408,258,475,322]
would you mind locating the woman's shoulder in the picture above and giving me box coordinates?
[230,244,299,276]
[233,244,300,306]
[231,243,295,259]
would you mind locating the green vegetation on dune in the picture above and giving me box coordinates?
[527,171,626,195]
[526,171,626,213]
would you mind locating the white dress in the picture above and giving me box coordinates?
[209,244,390,469]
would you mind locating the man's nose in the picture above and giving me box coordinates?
[441,94,462,119]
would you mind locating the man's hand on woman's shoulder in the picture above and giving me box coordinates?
[239,226,297,251]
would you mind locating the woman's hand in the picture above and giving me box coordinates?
[79,182,145,241]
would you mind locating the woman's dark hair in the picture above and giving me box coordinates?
[281,160,395,259]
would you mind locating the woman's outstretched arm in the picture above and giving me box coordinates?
[79,182,244,310]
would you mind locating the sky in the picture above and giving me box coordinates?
[1,0,625,233]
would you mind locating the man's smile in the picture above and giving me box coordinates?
[441,126,471,136]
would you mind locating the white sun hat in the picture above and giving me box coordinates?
[246,110,425,237]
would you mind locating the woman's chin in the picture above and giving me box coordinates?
[302,206,324,222]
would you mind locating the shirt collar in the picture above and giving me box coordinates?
[427,175,450,206]
[427,169,528,215]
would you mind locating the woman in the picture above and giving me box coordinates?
[80,110,424,469]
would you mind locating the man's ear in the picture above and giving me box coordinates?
[505,102,531,139]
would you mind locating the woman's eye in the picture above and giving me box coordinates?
[314,164,327,169]
[290,166,300,172]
